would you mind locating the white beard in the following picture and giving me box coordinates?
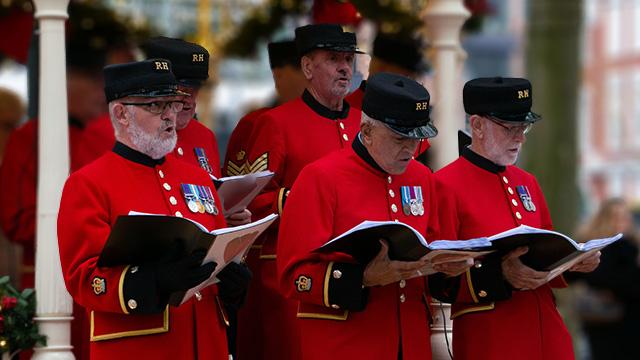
[127,118,177,159]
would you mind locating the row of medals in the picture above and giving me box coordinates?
[187,196,219,215]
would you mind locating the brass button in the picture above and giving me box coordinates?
[474,260,482,268]
[399,280,406,288]
[339,122,345,130]
[195,291,202,301]
[175,211,183,217]
[391,204,398,213]
[169,196,178,205]
[163,183,171,191]
[511,199,518,207]
[342,134,349,142]
[508,187,514,195]
[478,290,487,298]
[400,294,406,303]
[502,176,509,184]
[158,170,165,178]
[332,270,342,279]
[394,219,399,222]
[331,304,340,309]
[515,212,522,220]
[127,299,137,310]
[387,176,392,184]
[130,266,139,274]
[389,189,395,198]
[177,147,184,156]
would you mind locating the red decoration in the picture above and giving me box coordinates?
[312,0,362,26]
[1,296,17,311]
[464,0,492,16]
[0,8,34,64]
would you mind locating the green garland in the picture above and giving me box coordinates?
[0,276,46,358]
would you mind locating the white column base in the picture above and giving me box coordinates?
[31,316,74,360]
[430,302,453,360]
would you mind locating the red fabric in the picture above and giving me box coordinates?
[236,97,360,360]
[58,151,228,359]
[0,10,33,64]
[312,0,362,26]
[434,156,573,360]
[277,146,435,359]
[76,117,222,177]
[223,107,270,177]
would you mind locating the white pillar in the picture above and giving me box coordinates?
[31,1,74,359]
[430,302,453,359]
[422,0,470,170]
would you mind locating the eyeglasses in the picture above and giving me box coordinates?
[121,100,185,114]
[486,116,533,136]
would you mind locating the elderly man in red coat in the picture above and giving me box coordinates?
[57,59,231,359]
[277,72,472,360]
[431,77,600,360]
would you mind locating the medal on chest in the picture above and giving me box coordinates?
[516,185,536,212]
[181,183,217,215]
[194,147,213,174]
[401,185,424,216]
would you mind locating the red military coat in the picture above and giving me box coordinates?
[223,107,269,177]
[76,116,221,177]
[237,90,360,360]
[57,143,229,360]
[432,147,573,360]
[277,139,437,360]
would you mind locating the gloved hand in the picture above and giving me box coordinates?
[155,249,216,295]
[217,262,252,308]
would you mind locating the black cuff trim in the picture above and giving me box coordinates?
[427,273,461,303]
[328,262,369,312]
[468,252,512,302]
[123,265,169,314]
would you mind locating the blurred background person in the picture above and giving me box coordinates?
[573,198,640,360]
[0,87,25,286]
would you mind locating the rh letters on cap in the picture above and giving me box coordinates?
[517,89,529,99]
[192,53,205,62]
[415,101,429,111]
[154,61,169,71]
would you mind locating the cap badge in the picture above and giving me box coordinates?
[192,53,205,62]
[153,61,169,71]
[516,185,536,212]
[401,186,424,216]
[517,89,530,99]
[416,101,429,111]
[295,275,312,292]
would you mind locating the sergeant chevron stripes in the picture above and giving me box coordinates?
[226,153,269,176]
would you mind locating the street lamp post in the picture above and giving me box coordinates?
[31,0,74,359]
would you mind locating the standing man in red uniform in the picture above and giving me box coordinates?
[431,77,601,360]
[346,32,431,159]
[277,72,471,360]
[224,40,305,177]
[237,24,363,359]
[58,59,230,359]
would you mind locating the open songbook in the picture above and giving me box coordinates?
[487,225,622,281]
[211,170,274,216]
[314,220,493,266]
[97,211,278,305]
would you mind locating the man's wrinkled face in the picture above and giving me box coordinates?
[480,116,528,166]
[176,85,199,130]
[306,50,355,99]
[122,96,182,159]
[362,120,420,175]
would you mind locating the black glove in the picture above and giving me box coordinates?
[156,250,217,296]
[217,262,252,309]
